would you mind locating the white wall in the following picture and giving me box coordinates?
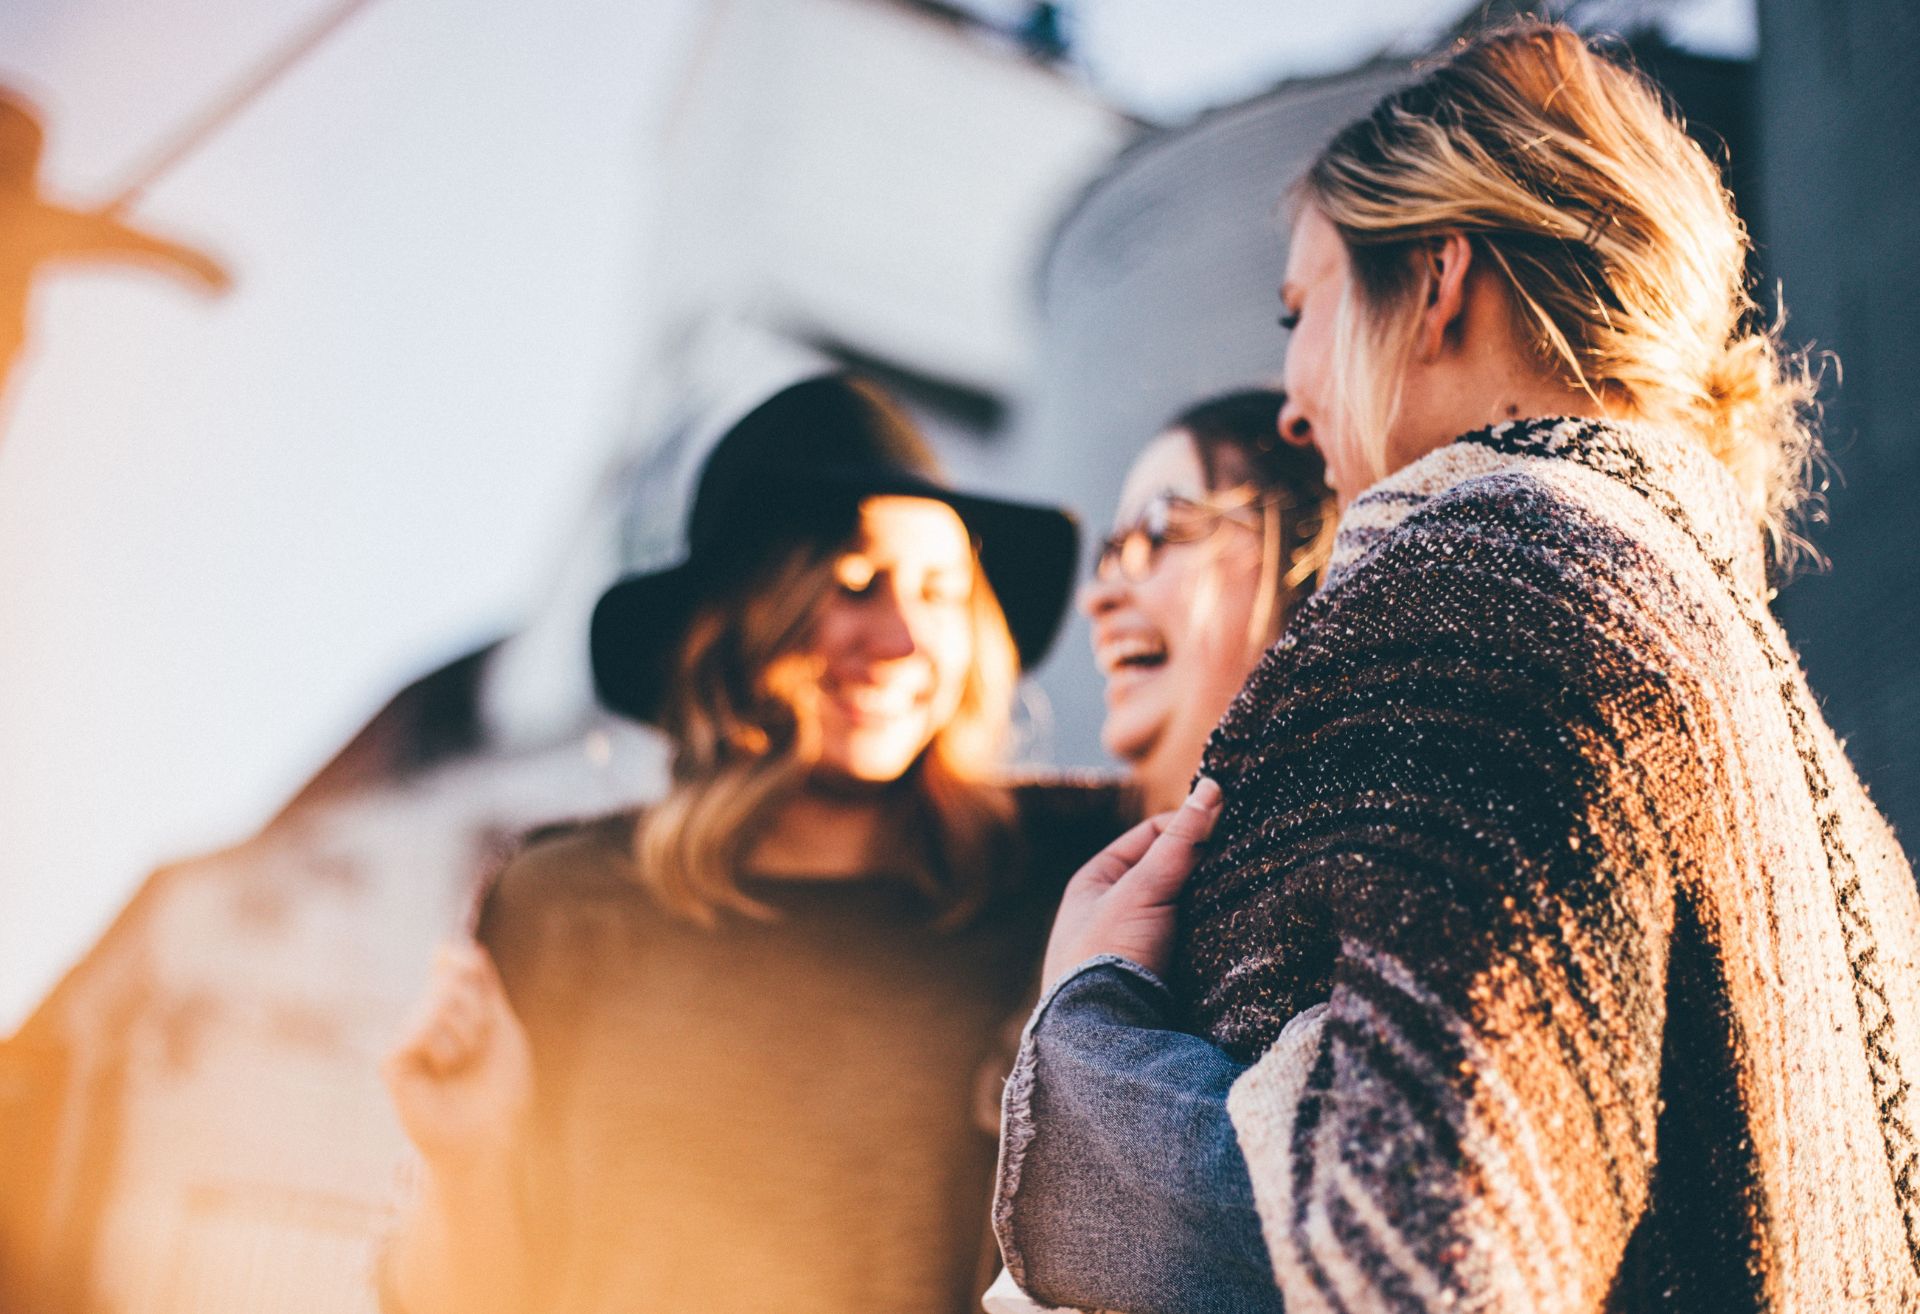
[654,0,1128,396]
[0,0,704,1034]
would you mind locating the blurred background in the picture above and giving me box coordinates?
[0,0,1911,1309]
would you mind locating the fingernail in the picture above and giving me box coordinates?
[1188,776,1222,811]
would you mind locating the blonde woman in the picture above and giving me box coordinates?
[995,22,1920,1314]
[380,374,1126,1314]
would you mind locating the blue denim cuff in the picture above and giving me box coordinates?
[1033,954,1172,1033]
[993,957,1281,1313]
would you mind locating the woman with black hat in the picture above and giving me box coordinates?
[377,373,1127,1314]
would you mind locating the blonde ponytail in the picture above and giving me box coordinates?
[1700,327,1823,570]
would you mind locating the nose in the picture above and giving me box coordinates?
[1276,398,1314,449]
[860,584,920,662]
[1079,565,1127,621]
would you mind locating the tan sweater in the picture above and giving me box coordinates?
[477,781,1127,1314]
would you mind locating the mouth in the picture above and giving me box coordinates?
[826,682,929,723]
[1095,633,1169,678]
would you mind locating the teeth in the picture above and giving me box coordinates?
[837,685,922,715]
[1097,635,1168,673]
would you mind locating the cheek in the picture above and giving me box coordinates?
[805,603,854,667]
[1127,568,1189,638]
[1162,551,1245,653]
[923,615,974,700]
[1189,562,1258,658]
[1284,325,1329,414]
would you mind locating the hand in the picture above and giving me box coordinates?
[383,941,535,1174]
[1042,777,1223,990]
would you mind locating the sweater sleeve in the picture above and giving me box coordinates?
[1186,483,1688,1313]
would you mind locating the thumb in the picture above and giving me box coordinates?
[1116,776,1223,905]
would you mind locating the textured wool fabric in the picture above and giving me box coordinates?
[1179,417,1920,1312]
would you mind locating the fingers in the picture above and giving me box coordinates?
[1064,776,1225,902]
[387,941,509,1080]
[1041,778,1226,987]
[1068,812,1178,895]
[1112,777,1223,907]
[1165,776,1223,841]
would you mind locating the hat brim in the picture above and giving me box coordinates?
[590,562,707,724]
[591,476,1078,724]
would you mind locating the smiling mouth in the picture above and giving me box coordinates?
[829,685,928,721]
[1097,635,1169,677]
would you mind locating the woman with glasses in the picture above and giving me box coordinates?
[1081,390,1335,814]
[981,390,1334,1314]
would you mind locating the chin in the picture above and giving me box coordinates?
[823,731,932,785]
[1101,702,1165,758]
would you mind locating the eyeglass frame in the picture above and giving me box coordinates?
[1091,484,1289,585]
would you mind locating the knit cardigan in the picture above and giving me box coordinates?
[1177,417,1920,1312]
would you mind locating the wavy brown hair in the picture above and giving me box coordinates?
[1300,20,1821,570]
[632,528,1020,929]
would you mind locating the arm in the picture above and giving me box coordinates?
[23,203,232,291]
[1002,491,1683,1313]
[995,955,1285,1314]
[379,941,536,1314]
[992,789,1285,1314]
[379,838,588,1314]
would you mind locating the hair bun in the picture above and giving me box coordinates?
[1699,329,1822,572]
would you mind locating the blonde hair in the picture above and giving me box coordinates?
[1302,20,1821,569]
[634,533,1019,929]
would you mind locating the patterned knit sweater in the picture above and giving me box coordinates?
[1177,417,1920,1312]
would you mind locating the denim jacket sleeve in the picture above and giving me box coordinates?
[992,955,1285,1314]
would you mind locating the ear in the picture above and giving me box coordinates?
[1414,232,1474,361]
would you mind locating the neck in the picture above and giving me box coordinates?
[1134,731,1211,815]
[1135,764,1188,816]
[1389,375,1616,479]
[745,783,899,879]
[1391,263,1624,478]
[1483,377,1614,429]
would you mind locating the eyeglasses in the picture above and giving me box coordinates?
[1092,486,1280,584]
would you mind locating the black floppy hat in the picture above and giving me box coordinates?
[590,373,1079,724]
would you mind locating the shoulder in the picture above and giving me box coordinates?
[1305,467,1662,664]
[476,812,647,971]
[1213,466,1695,779]
[1380,464,1640,575]
[1326,422,1720,624]
[492,812,642,906]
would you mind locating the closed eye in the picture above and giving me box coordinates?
[835,555,878,596]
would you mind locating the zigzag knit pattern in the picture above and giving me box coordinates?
[1177,417,1920,1312]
